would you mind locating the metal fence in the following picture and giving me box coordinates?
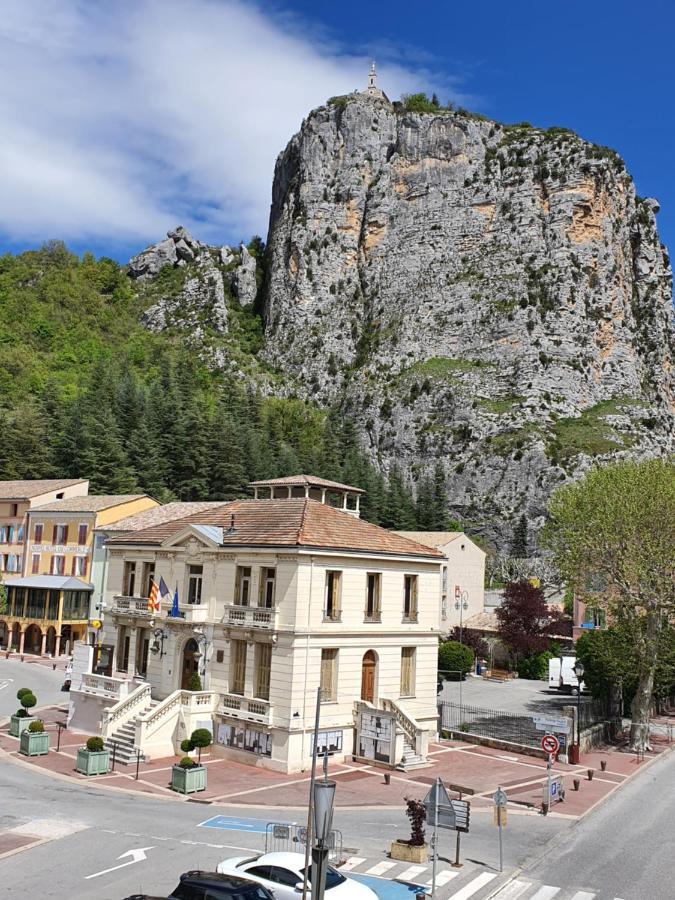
[265,822,343,864]
[439,697,611,750]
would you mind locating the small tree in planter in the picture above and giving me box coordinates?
[186,672,203,691]
[20,719,49,756]
[9,689,36,736]
[172,728,211,793]
[391,798,428,863]
[76,735,110,776]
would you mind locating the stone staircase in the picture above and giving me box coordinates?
[396,737,431,771]
[104,700,158,765]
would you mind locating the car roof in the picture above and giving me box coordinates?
[251,851,307,867]
[181,869,267,887]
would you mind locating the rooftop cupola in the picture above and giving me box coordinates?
[249,474,363,517]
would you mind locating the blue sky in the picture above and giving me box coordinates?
[1,0,673,263]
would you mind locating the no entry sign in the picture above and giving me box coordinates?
[541,733,560,755]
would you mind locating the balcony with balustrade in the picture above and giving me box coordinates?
[218,692,273,726]
[110,595,154,618]
[221,604,278,632]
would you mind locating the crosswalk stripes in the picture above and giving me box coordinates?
[397,864,427,882]
[569,894,596,900]
[529,887,561,900]
[339,856,365,871]
[449,872,498,899]
[426,868,459,887]
[364,860,396,876]
[490,880,532,900]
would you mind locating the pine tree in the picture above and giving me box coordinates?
[383,466,416,530]
[510,514,529,558]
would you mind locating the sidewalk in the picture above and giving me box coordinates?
[1,705,671,817]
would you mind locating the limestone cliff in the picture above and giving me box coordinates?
[261,93,674,542]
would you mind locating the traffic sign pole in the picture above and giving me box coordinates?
[431,777,439,898]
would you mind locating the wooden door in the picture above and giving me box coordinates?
[361,651,376,703]
[181,639,199,689]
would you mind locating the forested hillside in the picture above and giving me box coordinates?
[0,241,455,530]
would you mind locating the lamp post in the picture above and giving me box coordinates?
[455,589,469,645]
[573,660,585,762]
[311,779,336,900]
[150,628,167,659]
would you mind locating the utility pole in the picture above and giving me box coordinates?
[302,687,321,900]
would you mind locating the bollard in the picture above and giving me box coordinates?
[52,663,56,671]
[600,760,607,771]
[541,801,549,816]
[573,778,581,791]
[384,773,391,785]
[587,769,594,781]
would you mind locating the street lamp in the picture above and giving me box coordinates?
[311,779,336,900]
[573,660,585,757]
[455,590,469,645]
[150,628,167,658]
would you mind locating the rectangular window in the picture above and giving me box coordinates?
[403,574,418,621]
[17,526,24,543]
[324,571,342,621]
[34,523,43,543]
[255,643,272,700]
[73,556,87,577]
[320,649,338,702]
[187,565,203,604]
[53,523,67,544]
[235,566,252,606]
[142,562,155,598]
[259,567,276,608]
[31,553,40,575]
[400,647,416,697]
[123,560,136,596]
[0,527,6,543]
[365,573,381,622]
[10,503,17,517]
[230,639,247,695]
[7,526,14,544]
[6,554,17,573]
[51,555,65,576]
[77,523,88,545]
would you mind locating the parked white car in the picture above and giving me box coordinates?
[216,851,377,899]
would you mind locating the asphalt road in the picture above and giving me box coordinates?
[440,676,579,718]
[0,753,564,899]
[0,657,68,717]
[518,748,675,899]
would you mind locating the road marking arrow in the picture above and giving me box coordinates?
[85,846,155,879]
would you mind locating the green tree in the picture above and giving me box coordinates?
[543,458,675,749]
[510,514,529,557]
[438,641,474,678]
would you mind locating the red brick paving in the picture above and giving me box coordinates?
[1,706,671,820]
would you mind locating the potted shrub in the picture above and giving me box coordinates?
[20,719,50,757]
[76,735,110,776]
[390,798,429,863]
[9,689,36,737]
[171,728,212,794]
[186,672,203,691]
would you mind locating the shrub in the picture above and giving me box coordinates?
[16,688,31,701]
[186,672,202,692]
[438,641,474,678]
[17,691,36,717]
[177,756,195,769]
[181,728,212,762]
[27,720,44,734]
[15,709,28,718]
[86,736,105,753]
[180,738,192,754]
[404,798,426,846]
[517,651,554,680]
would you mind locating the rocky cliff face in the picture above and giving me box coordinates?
[262,93,675,543]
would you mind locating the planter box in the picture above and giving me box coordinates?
[9,715,31,737]
[20,731,50,757]
[171,764,206,794]
[76,748,110,776]
[390,840,428,864]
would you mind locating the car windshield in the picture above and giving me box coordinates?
[300,865,346,889]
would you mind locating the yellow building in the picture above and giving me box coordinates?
[0,494,157,656]
[0,479,89,578]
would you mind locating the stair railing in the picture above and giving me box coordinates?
[101,682,152,740]
[380,697,426,759]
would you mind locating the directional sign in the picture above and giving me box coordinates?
[493,788,508,808]
[450,799,471,833]
[541,734,560,755]
[533,715,572,734]
[542,775,565,806]
[85,847,154,880]
[423,778,455,829]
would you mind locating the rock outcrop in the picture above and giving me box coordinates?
[261,94,675,543]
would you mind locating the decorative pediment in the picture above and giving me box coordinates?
[162,524,223,553]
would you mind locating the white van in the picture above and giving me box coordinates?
[548,656,585,693]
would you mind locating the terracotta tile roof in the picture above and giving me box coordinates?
[249,474,364,494]
[33,494,150,512]
[100,501,230,533]
[110,498,443,558]
[395,531,463,548]
[0,479,88,500]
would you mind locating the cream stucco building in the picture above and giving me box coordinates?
[73,478,443,773]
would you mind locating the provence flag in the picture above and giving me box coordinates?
[170,586,180,618]
[148,580,161,614]
[159,576,171,602]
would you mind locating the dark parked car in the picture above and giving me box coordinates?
[123,869,275,900]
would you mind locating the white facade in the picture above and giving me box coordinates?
[100,515,442,773]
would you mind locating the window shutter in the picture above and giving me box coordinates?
[49,556,55,575]
[82,556,88,577]
[52,525,58,544]
[71,557,76,576]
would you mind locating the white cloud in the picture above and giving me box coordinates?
[0,0,469,250]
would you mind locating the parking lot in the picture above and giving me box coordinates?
[439,674,577,717]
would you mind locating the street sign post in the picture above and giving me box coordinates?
[541,734,560,755]
[423,778,471,886]
[492,786,507,872]
[540,734,559,815]
[533,715,571,734]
